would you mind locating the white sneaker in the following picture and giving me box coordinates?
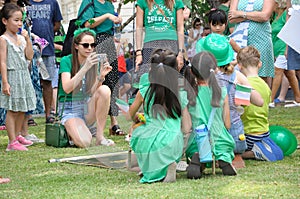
[25,134,44,143]
[176,161,189,172]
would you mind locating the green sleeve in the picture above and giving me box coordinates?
[136,0,146,10]
[59,55,72,74]
[182,0,191,9]
[175,0,185,10]
[77,0,95,27]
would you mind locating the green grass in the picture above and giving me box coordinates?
[1,107,300,199]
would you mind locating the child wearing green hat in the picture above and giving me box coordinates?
[196,33,263,167]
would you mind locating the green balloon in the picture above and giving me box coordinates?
[269,125,298,156]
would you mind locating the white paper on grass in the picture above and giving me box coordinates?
[277,10,300,54]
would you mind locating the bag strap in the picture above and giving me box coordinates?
[153,1,175,30]
[78,0,94,20]
[207,107,216,131]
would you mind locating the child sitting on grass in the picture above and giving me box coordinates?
[237,46,283,161]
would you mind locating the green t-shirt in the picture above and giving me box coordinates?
[136,0,184,43]
[241,77,271,135]
[271,11,286,57]
[218,4,235,36]
[58,55,85,102]
[78,0,115,35]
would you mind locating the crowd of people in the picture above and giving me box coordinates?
[0,0,299,184]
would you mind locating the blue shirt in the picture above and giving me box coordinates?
[27,0,63,56]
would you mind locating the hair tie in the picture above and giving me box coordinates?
[210,68,215,73]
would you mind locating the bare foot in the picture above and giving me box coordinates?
[163,162,177,183]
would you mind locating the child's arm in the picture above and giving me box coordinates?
[0,37,10,96]
[128,91,143,121]
[236,71,264,107]
[229,38,240,53]
[181,107,192,134]
[22,30,34,60]
[223,95,231,129]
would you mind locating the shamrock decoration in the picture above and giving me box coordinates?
[88,18,95,25]
[75,20,82,28]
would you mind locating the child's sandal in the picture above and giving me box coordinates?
[109,125,125,136]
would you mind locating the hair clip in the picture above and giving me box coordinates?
[210,68,215,73]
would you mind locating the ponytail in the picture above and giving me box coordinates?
[208,69,221,107]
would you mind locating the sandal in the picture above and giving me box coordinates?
[28,118,38,126]
[100,139,115,146]
[109,125,125,136]
[176,161,189,172]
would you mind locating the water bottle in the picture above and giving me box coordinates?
[114,12,121,40]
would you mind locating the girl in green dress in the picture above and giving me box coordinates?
[129,49,191,183]
[184,52,236,178]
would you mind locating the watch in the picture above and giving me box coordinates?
[179,48,185,53]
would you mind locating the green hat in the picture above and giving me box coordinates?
[196,33,234,67]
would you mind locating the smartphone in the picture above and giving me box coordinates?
[97,53,107,75]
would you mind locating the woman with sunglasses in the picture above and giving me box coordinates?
[78,0,125,136]
[58,28,114,147]
[187,18,203,60]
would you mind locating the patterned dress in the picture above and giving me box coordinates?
[0,35,36,112]
[237,0,274,77]
[130,74,187,183]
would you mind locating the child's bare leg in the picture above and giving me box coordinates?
[15,112,25,135]
[6,111,17,142]
[163,162,177,183]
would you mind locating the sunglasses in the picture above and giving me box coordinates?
[195,24,201,26]
[78,43,96,48]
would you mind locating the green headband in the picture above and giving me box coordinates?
[73,19,96,39]
[74,28,96,39]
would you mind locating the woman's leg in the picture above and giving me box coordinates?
[85,85,112,145]
[271,68,284,102]
[64,118,92,148]
[284,70,300,102]
[277,75,289,102]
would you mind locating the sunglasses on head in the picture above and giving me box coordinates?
[78,43,96,48]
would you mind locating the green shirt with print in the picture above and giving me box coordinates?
[78,0,115,35]
[137,0,184,43]
[58,55,85,102]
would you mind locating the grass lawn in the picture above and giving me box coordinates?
[0,107,300,198]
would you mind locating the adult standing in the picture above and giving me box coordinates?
[78,0,125,135]
[187,18,202,60]
[135,0,185,79]
[27,0,63,123]
[286,0,300,94]
[229,0,275,87]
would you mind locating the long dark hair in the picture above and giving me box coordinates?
[71,30,97,94]
[184,52,221,107]
[144,49,181,119]
[0,3,22,35]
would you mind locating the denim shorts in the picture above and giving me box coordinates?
[245,131,270,151]
[228,120,247,154]
[58,100,87,125]
[42,56,56,81]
